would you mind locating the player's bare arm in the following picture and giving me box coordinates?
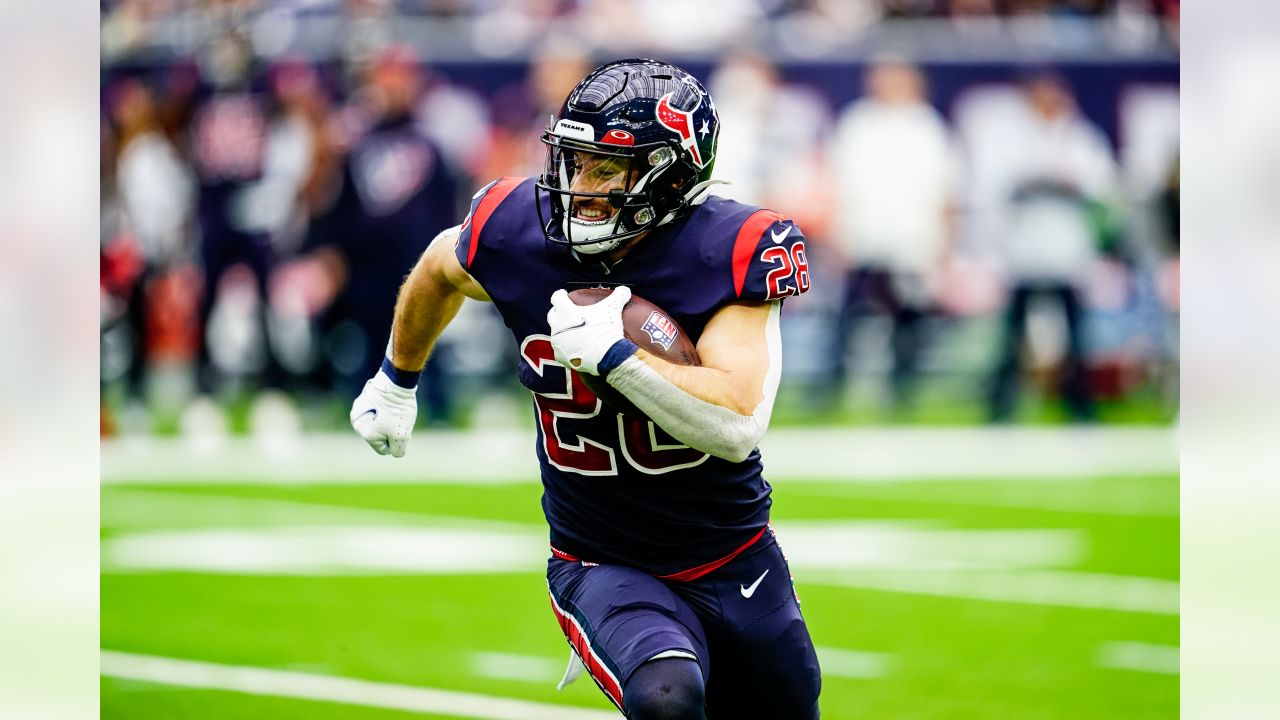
[389,224,489,371]
[605,300,779,462]
[349,223,487,457]
[633,300,773,416]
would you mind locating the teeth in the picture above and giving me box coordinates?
[574,206,610,223]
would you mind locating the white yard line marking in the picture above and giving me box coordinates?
[809,569,1179,615]
[102,525,548,575]
[773,522,1085,570]
[101,522,1081,576]
[760,428,1177,481]
[1096,642,1180,674]
[790,483,1179,518]
[101,650,620,720]
[100,520,1169,614]
[469,652,564,683]
[101,490,1170,616]
[815,647,891,679]
[101,427,1177,484]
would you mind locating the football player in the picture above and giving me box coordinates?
[351,59,821,719]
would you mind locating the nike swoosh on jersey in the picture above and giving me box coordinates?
[770,226,791,244]
[740,568,770,598]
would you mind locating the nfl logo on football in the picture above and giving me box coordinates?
[642,311,679,351]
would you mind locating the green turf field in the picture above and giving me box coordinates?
[101,472,1177,719]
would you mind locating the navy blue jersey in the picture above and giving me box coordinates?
[455,177,812,577]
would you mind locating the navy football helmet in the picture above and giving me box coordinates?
[536,59,722,255]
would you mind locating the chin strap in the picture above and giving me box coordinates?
[687,178,731,204]
[658,179,731,227]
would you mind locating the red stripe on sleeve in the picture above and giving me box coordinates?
[731,210,785,297]
[465,176,523,268]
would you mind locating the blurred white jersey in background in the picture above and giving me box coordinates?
[831,98,956,276]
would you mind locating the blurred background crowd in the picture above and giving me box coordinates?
[99,0,1179,435]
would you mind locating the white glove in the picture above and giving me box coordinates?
[547,286,631,376]
[350,368,417,458]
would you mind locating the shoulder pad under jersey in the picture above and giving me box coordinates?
[727,209,812,302]
[454,176,526,272]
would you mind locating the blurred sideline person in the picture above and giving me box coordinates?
[102,76,199,418]
[188,31,287,393]
[260,57,341,260]
[245,58,342,384]
[481,38,593,179]
[827,57,957,414]
[708,51,831,224]
[413,69,494,192]
[350,59,821,719]
[987,70,1118,422]
[280,46,461,420]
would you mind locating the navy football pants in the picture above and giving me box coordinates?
[547,531,821,718]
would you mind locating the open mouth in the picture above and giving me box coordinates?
[571,202,614,224]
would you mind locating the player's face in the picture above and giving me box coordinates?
[566,150,632,222]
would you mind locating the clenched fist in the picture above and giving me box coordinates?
[350,363,418,458]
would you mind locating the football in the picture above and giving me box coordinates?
[567,288,700,416]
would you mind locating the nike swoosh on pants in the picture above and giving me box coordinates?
[740,569,770,598]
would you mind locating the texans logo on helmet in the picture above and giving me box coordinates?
[656,93,707,169]
[641,311,679,351]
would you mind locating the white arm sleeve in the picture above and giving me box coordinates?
[604,302,783,463]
